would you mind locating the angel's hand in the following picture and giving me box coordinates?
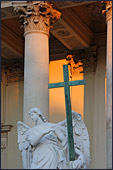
[70,148,86,169]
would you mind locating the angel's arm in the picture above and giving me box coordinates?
[27,124,53,146]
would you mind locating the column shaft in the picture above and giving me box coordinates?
[105,1,112,168]
[106,13,112,170]
[24,31,49,125]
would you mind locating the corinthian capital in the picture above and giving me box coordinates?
[102,1,112,22]
[12,1,61,35]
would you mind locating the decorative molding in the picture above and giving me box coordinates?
[106,1,112,21]
[12,1,61,35]
[66,46,97,75]
[102,1,112,22]
[1,6,19,20]
[1,124,13,133]
[86,2,106,33]
[4,59,24,83]
[51,8,93,50]
[1,135,7,149]
[1,124,12,149]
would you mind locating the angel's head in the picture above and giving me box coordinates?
[29,107,47,124]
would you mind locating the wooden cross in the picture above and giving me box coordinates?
[48,64,85,161]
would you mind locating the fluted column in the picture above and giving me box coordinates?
[13,1,61,126]
[102,1,112,168]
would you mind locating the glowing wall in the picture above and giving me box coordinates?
[49,59,84,123]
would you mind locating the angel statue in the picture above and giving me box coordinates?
[17,107,90,169]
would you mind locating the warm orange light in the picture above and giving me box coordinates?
[49,59,84,123]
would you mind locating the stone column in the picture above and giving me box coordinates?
[106,2,112,169]
[102,1,112,168]
[13,1,61,126]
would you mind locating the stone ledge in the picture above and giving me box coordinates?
[1,124,13,133]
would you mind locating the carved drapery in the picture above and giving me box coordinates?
[13,1,61,35]
[66,46,97,76]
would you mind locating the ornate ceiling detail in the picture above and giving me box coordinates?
[1,1,106,61]
[1,6,19,20]
[12,1,61,35]
[52,1,96,9]
[66,46,97,75]
[51,8,93,50]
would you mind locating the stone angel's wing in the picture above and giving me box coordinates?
[72,111,90,168]
[57,111,90,168]
[17,121,33,169]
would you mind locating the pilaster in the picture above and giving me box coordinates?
[102,1,112,168]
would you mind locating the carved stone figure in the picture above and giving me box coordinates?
[17,107,90,169]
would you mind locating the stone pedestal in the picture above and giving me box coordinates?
[13,1,61,126]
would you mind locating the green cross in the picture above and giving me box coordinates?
[48,64,86,161]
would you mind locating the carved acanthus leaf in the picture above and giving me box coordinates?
[12,1,61,34]
[66,46,97,76]
[102,1,112,21]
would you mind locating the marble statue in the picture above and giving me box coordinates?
[17,107,90,169]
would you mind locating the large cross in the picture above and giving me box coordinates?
[48,64,85,161]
